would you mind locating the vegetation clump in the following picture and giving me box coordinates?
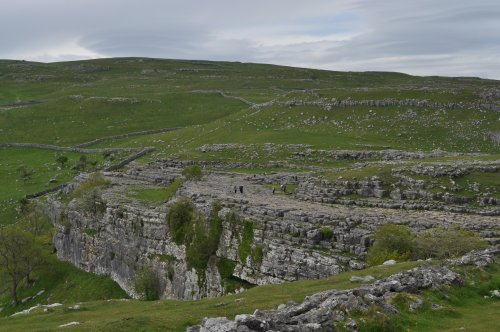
[70,172,111,199]
[366,224,414,266]
[0,226,44,306]
[127,177,183,203]
[320,226,334,240]
[414,227,488,259]
[182,165,203,181]
[367,224,488,266]
[167,198,223,278]
[133,265,161,301]
[238,220,254,264]
[167,197,195,245]
[80,189,107,221]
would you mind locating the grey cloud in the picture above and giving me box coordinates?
[1,0,499,79]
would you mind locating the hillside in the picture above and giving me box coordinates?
[0,58,499,331]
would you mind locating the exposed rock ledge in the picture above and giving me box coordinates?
[189,247,499,332]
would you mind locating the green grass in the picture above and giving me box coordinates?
[0,148,113,223]
[454,171,500,198]
[126,178,182,203]
[0,248,128,318]
[0,261,420,331]
[355,264,500,332]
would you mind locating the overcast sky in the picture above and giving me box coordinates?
[1,0,499,79]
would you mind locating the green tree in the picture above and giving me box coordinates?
[19,201,53,237]
[0,226,44,306]
[75,155,87,171]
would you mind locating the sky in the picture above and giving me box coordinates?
[1,0,499,79]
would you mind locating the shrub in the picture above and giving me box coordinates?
[80,189,107,221]
[414,227,488,259]
[320,226,334,240]
[366,224,413,266]
[84,228,97,237]
[70,172,111,199]
[56,155,68,168]
[185,204,223,277]
[17,165,34,183]
[167,197,195,244]
[366,224,488,266]
[182,165,203,181]
[167,199,223,279]
[253,244,264,264]
[133,265,161,301]
[238,220,254,264]
[217,257,236,280]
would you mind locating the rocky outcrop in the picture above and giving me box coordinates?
[294,162,500,214]
[189,247,499,332]
[48,162,500,301]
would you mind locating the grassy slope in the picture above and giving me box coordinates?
[0,58,499,330]
[0,261,419,331]
[0,148,125,223]
[1,61,498,222]
[0,247,128,318]
[1,261,498,332]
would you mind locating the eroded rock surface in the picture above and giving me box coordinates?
[189,247,499,332]
[48,161,500,300]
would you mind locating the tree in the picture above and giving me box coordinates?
[19,201,52,237]
[167,197,195,244]
[0,226,44,306]
[74,155,87,171]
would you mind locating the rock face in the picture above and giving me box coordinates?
[189,247,499,332]
[48,161,500,301]
[294,162,500,213]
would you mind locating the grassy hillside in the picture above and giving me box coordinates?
[0,58,499,330]
[1,261,498,332]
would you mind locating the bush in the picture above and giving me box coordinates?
[134,266,160,301]
[414,227,488,259]
[70,172,111,199]
[80,189,107,221]
[217,257,236,279]
[366,224,413,266]
[167,197,195,245]
[366,224,488,266]
[182,165,203,181]
[167,199,223,279]
[238,220,254,264]
[320,226,334,240]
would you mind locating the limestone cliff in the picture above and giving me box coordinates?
[47,160,500,300]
